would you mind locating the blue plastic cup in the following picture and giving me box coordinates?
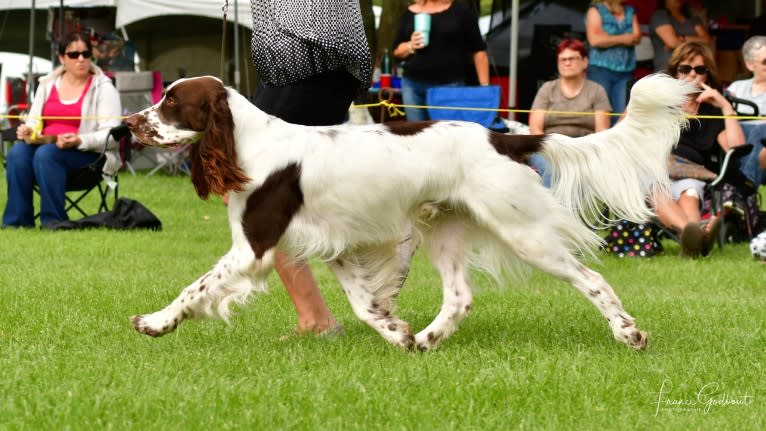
[414,13,431,47]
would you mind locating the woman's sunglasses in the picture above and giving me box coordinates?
[64,50,92,59]
[677,64,708,75]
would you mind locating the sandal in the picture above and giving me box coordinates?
[679,222,703,258]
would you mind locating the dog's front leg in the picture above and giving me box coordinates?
[328,239,418,349]
[131,247,273,337]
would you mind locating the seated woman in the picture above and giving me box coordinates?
[528,38,612,186]
[2,32,122,228]
[653,41,745,257]
[722,35,766,188]
[529,39,612,137]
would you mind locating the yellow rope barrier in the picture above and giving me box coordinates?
[351,100,764,121]
[3,105,758,122]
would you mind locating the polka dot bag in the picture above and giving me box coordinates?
[604,220,663,258]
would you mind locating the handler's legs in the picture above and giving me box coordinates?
[253,69,359,335]
[275,252,338,334]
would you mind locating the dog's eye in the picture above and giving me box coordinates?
[165,96,176,106]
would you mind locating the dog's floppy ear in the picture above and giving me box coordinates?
[190,87,250,199]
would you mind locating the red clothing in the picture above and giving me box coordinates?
[42,76,93,136]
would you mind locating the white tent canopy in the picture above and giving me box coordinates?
[4,0,111,8]
[2,0,252,29]
[115,0,251,29]
[1,0,252,91]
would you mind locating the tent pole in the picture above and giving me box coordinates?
[508,0,519,118]
[59,0,63,41]
[233,0,240,91]
[27,0,36,100]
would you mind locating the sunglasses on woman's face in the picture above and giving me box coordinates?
[678,64,708,75]
[65,50,92,59]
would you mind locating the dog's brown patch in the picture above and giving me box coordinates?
[489,133,546,163]
[242,163,304,258]
[384,121,437,136]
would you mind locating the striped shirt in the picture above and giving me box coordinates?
[250,0,372,91]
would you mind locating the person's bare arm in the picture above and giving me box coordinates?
[587,8,638,48]
[473,51,490,86]
[654,24,685,51]
[393,32,425,59]
[528,110,546,134]
[594,111,611,132]
[688,23,712,44]
[697,82,745,151]
[631,14,642,42]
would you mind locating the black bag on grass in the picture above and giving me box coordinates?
[603,220,663,257]
[47,198,162,231]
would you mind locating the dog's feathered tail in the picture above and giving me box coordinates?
[541,74,697,227]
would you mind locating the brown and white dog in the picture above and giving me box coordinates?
[126,74,694,351]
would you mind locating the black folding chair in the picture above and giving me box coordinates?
[47,125,130,219]
[705,143,756,247]
[33,160,118,220]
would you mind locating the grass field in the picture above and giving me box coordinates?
[1,173,764,430]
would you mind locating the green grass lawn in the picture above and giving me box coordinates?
[1,173,764,430]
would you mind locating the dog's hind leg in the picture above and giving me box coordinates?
[533,250,647,349]
[414,218,473,351]
[484,219,648,350]
[328,237,418,349]
[131,246,271,337]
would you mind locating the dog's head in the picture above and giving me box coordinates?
[125,76,250,199]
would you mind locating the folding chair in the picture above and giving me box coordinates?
[726,92,759,117]
[4,77,29,124]
[34,162,119,220]
[2,77,30,158]
[426,85,502,128]
[707,144,759,245]
[146,144,191,176]
[717,93,764,243]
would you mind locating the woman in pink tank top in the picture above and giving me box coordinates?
[3,32,122,228]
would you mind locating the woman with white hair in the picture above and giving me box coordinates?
[723,35,766,188]
[727,36,766,112]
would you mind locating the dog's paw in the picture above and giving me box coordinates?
[612,315,647,351]
[627,330,648,350]
[131,312,177,337]
[414,330,443,352]
[381,322,416,351]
